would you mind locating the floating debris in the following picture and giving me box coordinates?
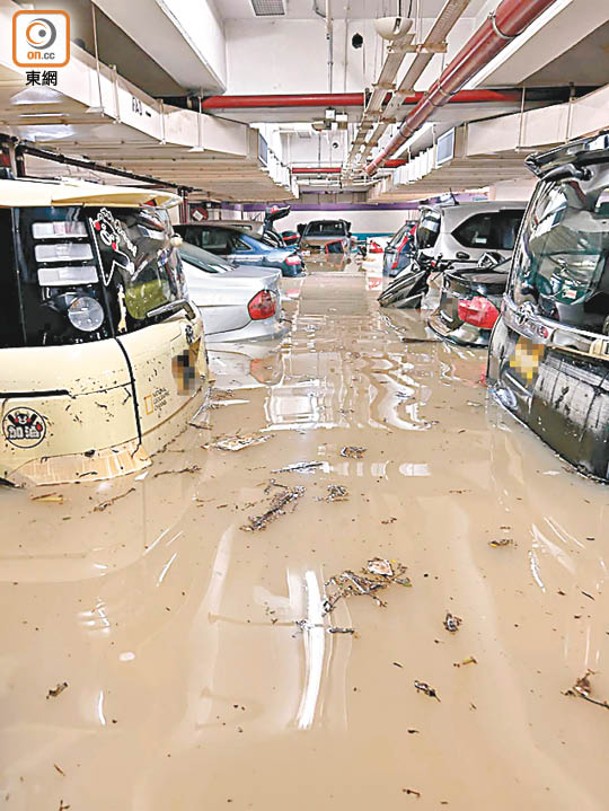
[325,484,349,502]
[564,670,609,710]
[241,484,305,532]
[93,487,136,513]
[211,389,234,401]
[489,538,514,548]
[47,682,68,699]
[293,619,355,636]
[340,446,366,459]
[0,477,20,488]
[323,559,411,615]
[366,557,394,577]
[153,465,200,478]
[211,433,272,452]
[453,656,477,668]
[54,764,66,777]
[414,680,440,701]
[402,788,422,798]
[272,461,324,474]
[444,612,462,633]
[31,493,64,504]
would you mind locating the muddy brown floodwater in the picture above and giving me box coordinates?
[2,266,609,810]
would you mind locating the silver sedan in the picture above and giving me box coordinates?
[179,242,287,343]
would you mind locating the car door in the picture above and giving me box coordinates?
[226,231,267,266]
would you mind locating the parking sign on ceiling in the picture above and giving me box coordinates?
[13,10,70,68]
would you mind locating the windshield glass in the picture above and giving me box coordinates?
[179,241,231,273]
[388,224,409,249]
[416,211,441,250]
[510,168,609,333]
[304,221,347,237]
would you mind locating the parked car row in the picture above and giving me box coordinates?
[380,131,609,485]
[379,201,527,344]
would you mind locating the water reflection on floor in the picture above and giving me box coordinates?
[2,268,609,810]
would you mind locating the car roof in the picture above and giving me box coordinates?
[179,220,262,230]
[421,201,527,227]
[0,178,180,208]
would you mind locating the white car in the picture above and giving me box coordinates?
[180,242,287,343]
[416,201,527,265]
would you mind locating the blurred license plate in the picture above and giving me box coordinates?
[301,250,311,256]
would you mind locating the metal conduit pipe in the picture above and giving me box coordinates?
[364,0,561,176]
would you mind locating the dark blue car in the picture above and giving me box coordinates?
[175,223,304,277]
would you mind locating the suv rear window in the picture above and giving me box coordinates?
[510,174,609,332]
[453,210,524,250]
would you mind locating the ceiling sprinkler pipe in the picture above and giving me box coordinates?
[364,0,561,176]
[201,89,520,110]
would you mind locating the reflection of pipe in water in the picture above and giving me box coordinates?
[296,570,326,730]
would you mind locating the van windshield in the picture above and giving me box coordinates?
[510,169,609,333]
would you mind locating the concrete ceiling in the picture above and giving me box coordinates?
[216,0,487,21]
[525,19,609,87]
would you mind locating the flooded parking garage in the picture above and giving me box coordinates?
[3,266,609,810]
[2,0,609,807]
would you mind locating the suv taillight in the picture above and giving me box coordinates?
[248,290,277,320]
[457,296,499,329]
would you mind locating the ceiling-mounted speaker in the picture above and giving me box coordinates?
[374,16,414,42]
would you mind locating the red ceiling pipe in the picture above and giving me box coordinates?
[202,88,521,110]
[365,0,560,176]
[292,167,342,174]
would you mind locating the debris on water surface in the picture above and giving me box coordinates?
[402,788,422,798]
[272,461,324,474]
[340,446,366,459]
[30,492,65,504]
[211,389,234,401]
[47,682,68,699]
[453,656,477,668]
[0,477,21,488]
[54,764,66,776]
[366,557,394,577]
[293,619,356,636]
[93,487,136,513]
[489,538,515,548]
[444,612,462,633]
[322,559,411,615]
[153,465,201,478]
[211,433,272,452]
[324,484,349,502]
[564,670,609,710]
[241,484,305,532]
[58,801,70,811]
[414,680,440,701]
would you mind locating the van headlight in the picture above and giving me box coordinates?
[67,296,105,332]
